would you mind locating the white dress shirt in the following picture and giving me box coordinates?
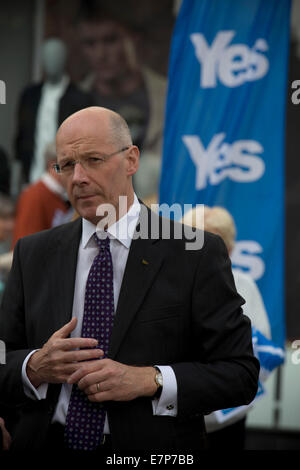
[22,195,177,432]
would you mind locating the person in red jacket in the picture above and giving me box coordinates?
[12,142,73,249]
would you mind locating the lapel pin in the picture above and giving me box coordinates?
[142,259,149,265]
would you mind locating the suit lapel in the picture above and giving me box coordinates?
[47,218,82,332]
[109,206,165,359]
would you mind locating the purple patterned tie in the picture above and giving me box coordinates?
[64,233,114,451]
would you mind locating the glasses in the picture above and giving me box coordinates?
[53,146,130,175]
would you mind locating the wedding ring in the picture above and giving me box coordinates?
[96,383,100,393]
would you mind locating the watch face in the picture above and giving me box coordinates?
[156,372,163,387]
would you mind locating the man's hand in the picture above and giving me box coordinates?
[67,359,158,402]
[26,318,104,388]
[0,417,11,451]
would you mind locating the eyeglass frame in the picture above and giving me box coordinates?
[52,146,130,175]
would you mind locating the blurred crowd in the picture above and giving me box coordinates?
[0,2,168,302]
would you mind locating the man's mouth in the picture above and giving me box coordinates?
[76,194,95,199]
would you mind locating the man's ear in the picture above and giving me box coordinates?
[126,145,139,176]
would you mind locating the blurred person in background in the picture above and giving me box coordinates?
[77,3,166,170]
[182,205,271,449]
[0,194,15,301]
[0,195,15,256]
[11,142,73,250]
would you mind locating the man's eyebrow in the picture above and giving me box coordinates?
[82,150,103,156]
[59,151,103,162]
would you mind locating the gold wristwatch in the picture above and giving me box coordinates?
[153,366,163,398]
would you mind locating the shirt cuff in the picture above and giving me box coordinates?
[151,365,177,417]
[22,350,48,400]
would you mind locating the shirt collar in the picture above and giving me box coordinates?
[43,75,70,93]
[41,172,67,198]
[82,194,141,249]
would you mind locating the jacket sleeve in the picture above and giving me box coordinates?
[0,240,32,405]
[171,234,260,418]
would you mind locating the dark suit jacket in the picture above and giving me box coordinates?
[15,82,94,180]
[0,207,259,451]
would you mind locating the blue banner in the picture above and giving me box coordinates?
[159,0,291,347]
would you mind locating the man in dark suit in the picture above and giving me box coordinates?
[0,107,259,452]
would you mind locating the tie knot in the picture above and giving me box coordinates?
[93,232,110,251]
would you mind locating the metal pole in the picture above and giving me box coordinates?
[32,0,45,82]
[273,365,283,429]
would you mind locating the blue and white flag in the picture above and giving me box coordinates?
[159,0,291,347]
[252,327,285,381]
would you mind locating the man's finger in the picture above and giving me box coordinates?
[53,317,78,339]
[62,347,104,363]
[67,359,107,384]
[58,337,100,351]
[78,370,109,391]
[88,390,113,403]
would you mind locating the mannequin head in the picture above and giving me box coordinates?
[41,38,68,83]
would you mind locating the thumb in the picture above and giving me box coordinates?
[53,317,77,338]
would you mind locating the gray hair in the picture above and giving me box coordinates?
[108,113,132,148]
[44,142,57,164]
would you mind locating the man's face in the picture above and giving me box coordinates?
[79,19,135,81]
[56,116,137,225]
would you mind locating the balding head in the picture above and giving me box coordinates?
[56,106,132,149]
[55,106,139,225]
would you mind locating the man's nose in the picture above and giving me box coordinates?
[71,161,90,183]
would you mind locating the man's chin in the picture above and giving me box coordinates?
[78,211,99,225]
[76,203,98,224]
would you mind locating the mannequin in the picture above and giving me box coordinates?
[41,38,67,84]
[30,39,69,183]
[15,38,93,182]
